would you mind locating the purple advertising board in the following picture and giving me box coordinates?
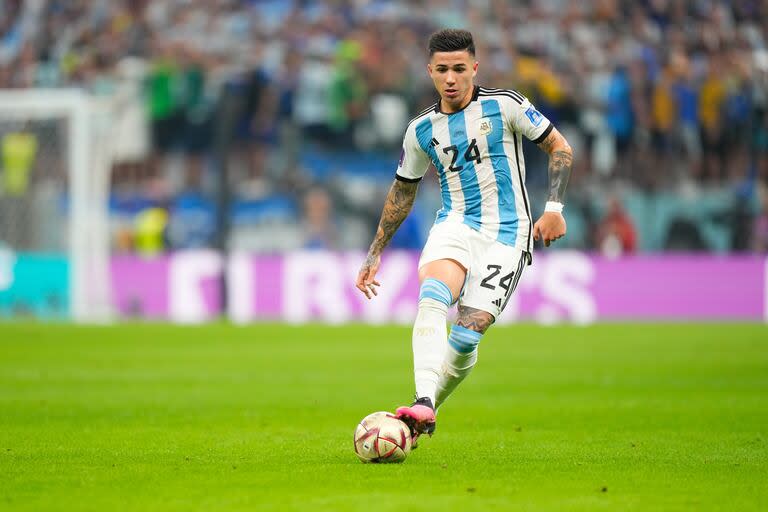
[110,251,767,324]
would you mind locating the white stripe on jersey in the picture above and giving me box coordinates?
[445,156,466,224]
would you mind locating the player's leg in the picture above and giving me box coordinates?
[412,258,466,403]
[434,242,527,409]
[396,222,472,437]
[434,305,493,409]
[396,258,466,435]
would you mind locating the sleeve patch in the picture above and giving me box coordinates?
[524,106,544,127]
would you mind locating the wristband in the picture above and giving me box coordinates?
[544,201,564,214]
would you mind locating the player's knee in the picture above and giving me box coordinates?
[456,306,494,334]
[418,259,465,298]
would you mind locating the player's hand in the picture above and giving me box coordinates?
[533,212,566,247]
[356,253,382,300]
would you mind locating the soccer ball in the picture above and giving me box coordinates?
[353,411,412,463]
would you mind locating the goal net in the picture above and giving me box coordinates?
[0,89,112,322]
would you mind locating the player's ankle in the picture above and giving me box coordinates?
[414,396,435,411]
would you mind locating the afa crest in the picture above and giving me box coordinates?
[478,118,493,136]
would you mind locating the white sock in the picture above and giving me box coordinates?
[412,297,448,404]
[412,278,453,404]
[435,325,482,409]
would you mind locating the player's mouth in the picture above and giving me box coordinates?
[444,88,459,98]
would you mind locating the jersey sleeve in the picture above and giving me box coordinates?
[507,95,553,144]
[394,123,430,182]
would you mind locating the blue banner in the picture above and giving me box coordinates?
[0,251,69,318]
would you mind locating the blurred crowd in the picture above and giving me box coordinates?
[1,0,768,254]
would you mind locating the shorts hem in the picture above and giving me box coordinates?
[417,252,471,273]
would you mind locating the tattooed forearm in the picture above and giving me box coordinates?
[367,179,419,258]
[548,149,573,203]
[537,128,573,204]
[456,306,495,334]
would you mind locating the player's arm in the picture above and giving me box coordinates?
[506,94,573,247]
[357,124,429,299]
[356,178,420,299]
[533,126,573,247]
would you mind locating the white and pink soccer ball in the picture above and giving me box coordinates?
[353,411,412,463]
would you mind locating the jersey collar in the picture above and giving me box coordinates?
[435,85,480,115]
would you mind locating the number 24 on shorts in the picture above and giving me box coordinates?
[480,264,514,292]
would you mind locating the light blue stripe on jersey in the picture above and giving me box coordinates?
[415,117,451,223]
[418,277,453,306]
[448,325,482,354]
[447,111,482,230]
[481,99,518,245]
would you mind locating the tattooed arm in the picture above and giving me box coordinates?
[533,126,573,246]
[538,126,573,204]
[356,178,420,299]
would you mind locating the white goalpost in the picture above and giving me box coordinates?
[0,89,113,322]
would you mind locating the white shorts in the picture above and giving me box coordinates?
[418,221,528,319]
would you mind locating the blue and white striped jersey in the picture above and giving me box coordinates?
[395,85,553,255]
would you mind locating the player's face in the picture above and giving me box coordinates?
[428,50,478,112]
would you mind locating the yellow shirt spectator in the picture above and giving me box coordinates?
[1,132,37,196]
[134,207,168,256]
[699,76,726,133]
[652,81,675,132]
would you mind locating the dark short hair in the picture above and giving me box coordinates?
[428,29,475,57]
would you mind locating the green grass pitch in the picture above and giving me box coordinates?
[1,323,766,511]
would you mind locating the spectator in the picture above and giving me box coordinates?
[3,0,767,256]
[327,39,367,147]
[134,205,169,256]
[146,38,183,181]
[596,198,638,257]
[699,56,728,182]
[300,186,338,250]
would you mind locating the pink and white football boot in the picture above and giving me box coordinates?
[396,397,436,446]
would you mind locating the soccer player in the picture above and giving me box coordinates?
[355,29,573,441]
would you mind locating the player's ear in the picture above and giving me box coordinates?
[472,61,478,77]
[427,63,433,77]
